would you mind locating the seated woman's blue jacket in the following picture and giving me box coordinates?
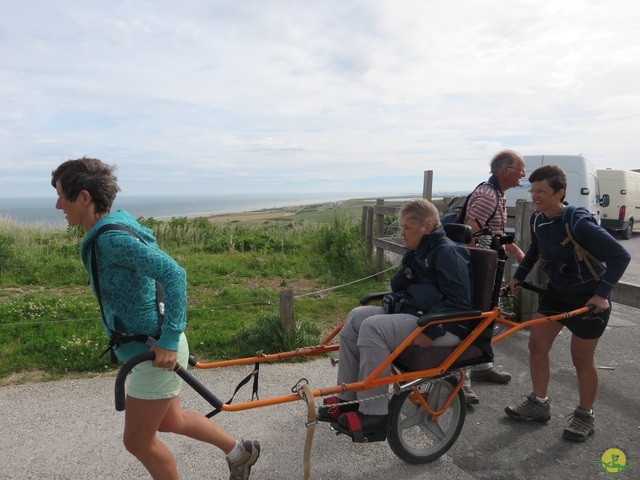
[390,227,473,339]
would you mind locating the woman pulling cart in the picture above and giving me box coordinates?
[506,165,630,442]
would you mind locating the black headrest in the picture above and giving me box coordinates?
[443,223,472,244]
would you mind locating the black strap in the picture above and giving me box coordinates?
[206,362,260,418]
[89,224,164,360]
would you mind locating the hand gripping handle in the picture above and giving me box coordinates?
[114,351,223,412]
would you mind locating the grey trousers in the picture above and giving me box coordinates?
[337,305,460,415]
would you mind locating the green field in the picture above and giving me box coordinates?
[0,200,410,385]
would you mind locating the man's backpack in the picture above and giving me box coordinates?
[440,182,499,226]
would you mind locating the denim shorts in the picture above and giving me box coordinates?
[127,333,189,400]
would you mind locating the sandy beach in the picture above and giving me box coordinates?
[206,209,299,223]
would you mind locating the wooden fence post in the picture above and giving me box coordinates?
[512,200,538,320]
[375,198,385,281]
[423,170,433,201]
[361,205,374,259]
[280,289,295,333]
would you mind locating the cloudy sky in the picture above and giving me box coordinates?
[1,0,639,199]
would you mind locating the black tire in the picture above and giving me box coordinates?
[387,376,466,464]
[621,220,633,240]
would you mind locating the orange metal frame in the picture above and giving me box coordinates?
[191,305,590,414]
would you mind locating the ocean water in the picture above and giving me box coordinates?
[0,193,357,228]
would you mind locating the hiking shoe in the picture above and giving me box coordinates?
[505,393,551,422]
[563,408,595,442]
[463,386,480,405]
[227,439,260,480]
[470,367,512,384]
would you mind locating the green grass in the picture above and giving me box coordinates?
[0,209,394,384]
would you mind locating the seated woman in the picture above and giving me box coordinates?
[317,198,473,435]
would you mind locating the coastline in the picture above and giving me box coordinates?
[157,199,347,223]
[1,193,423,227]
[201,200,351,223]
[0,194,356,227]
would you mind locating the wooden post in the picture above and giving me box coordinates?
[361,205,374,259]
[423,170,433,201]
[279,289,295,333]
[375,198,385,281]
[513,200,538,320]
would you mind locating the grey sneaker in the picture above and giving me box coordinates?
[227,439,260,480]
[470,367,512,384]
[463,386,480,405]
[563,408,595,442]
[505,394,551,422]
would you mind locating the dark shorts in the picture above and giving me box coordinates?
[538,288,610,340]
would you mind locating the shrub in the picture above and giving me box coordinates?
[314,214,373,280]
[0,234,16,276]
[0,209,384,380]
[232,313,321,359]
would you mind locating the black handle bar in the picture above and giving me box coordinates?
[114,351,224,412]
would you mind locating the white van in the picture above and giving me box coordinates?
[597,168,640,240]
[505,155,601,222]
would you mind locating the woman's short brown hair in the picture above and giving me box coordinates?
[51,157,121,214]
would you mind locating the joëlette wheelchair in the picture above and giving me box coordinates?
[114,223,591,464]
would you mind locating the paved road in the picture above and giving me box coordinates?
[2,235,638,479]
[1,301,639,480]
[0,355,472,480]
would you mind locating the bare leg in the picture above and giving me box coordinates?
[570,335,599,410]
[124,395,237,480]
[123,396,178,480]
[528,316,564,398]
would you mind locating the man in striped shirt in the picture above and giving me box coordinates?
[461,149,526,404]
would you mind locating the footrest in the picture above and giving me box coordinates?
[330,420,387,443]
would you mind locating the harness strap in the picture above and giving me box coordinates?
[99,331,163,358]
[206,363,260,418]
[299,383,316,480]
[560,223,604,281]
[341,412,364,443]
[322,396,343,421]
[89,224,165,363]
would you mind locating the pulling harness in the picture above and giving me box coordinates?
[89,224,165,363]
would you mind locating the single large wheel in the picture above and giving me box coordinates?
[387,376,465,464]
[621,219,633,240]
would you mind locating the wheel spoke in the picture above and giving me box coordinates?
[397,407,424,429]
[420,416,446,440]
[387,377,466,464]
[427,381,444,410]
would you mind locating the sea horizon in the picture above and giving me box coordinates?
[0,192,422,228]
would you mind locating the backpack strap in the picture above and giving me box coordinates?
[464,182,500,229]
[560,206,605,281]
[483,182,500,226]
[89,224,164,362]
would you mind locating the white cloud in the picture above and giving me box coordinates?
[1,0,640,200]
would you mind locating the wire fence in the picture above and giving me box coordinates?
[0,265,398,329]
